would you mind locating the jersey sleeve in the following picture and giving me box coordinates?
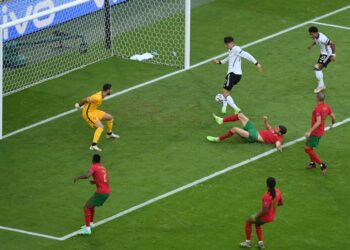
[240,50,258,64]
[220,56,229,64]
[319,34,330,45]
[86,94,99,104]
[89,165,96,174]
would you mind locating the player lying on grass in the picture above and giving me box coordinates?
[304,92,335,174]
[239,177,283,249]
[213,36,262,114]
[207,113,287,152]
[307,26,336,93]
[75,83,119,151]
[74,154,111,235]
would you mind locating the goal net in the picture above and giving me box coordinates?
[0,0,190,138]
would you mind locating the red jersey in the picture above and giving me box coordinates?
[311,102,333,137]
[89,163,110,194]
[259,188,283,222]
[259,128,283,144]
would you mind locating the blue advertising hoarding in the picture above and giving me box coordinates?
[0,0,126,41]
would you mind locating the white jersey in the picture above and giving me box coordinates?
[315,32,332,55]
[220,45,257,75]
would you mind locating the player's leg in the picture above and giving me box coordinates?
[90,120,104,151]
[314,61,326,93]
[304,136,326,173]
[222,73,241,114]
[240,215,256,248]
[207,126,249,142]
[80,199,95,235]
[101,112,120,139]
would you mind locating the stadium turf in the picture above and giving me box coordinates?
[0,0,349,249]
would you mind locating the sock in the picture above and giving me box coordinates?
[84,208,91,227]
[219,130,234,141]
[223,114,239,123]
[245,223,252,241]
[314,69,325,88]
[255,224,263,241]
[106,119,113,134]
[90,207,95,223]
[222,96,228,109]
[93,127,104,144]
[226,95,239,110]
[305,148,322,164]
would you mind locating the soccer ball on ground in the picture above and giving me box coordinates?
[215,93,224,104]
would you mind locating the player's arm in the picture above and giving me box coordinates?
[329,112,336,129]
[240,50,262,70]
[74,171,92,183]
[329,40,336,60]
[275,141,283,152]
[214,56,228,64]
[263,116,272,130]
[305,115,322,137]
[307,41,316,50]
[75,98,88,110]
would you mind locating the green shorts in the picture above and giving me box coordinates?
[306,135,321,148]
[87,192,110,207]
[244,121,259,143]
[255,217,267,225]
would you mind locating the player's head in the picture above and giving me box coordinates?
[278,125,287,135]
[92,154,101,164]
[308,26,319,38]
[315,91,325,102]
[103,83,112,95]
[266,177,276,198]
[224,36,234,48]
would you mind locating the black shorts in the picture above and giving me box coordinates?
[223,72,242,91]
[317,54,332,68]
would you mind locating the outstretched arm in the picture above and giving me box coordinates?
[276,141,283,152]
[74,171,92,183]
[213,56,229,64]
[75,98,88,109]
[240,50,262,70]
[307,41,316,50]
[263,116,272,130]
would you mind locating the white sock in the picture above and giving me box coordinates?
[86,226,91,230]
[314,70,325,88]
[246,240,251,243]
[226,95,239,110]
[222,97,228,109]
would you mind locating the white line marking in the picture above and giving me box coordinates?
[2,4,349,140]
[0,4,349,241]
[0,225,62,241]
[60,117,350,240]
[311,21,350,30]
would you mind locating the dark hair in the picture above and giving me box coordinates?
[316,92,325,101]
[92,154,101,163]
[224,36,234,44]
[103,83,112,91]
[266,177,276,199]
[279,125,287,135]
[308,26,318,33]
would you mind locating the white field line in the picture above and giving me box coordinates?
[311,21,350,30]
[2,4,349,140]
[2,117,348,240]
[0,4,349,241]
[60,117,350,240]
[0,225,61,241]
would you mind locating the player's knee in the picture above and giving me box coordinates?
[314,64,321,70]
[231,127,237,133]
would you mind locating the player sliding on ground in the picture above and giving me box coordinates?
[307,26,336,93]
[304,92,335,174]
[207,113,287,151]
[213,36,262,114]
[239,177,283,249]
[75,83,119,151]
[74,154,111,235]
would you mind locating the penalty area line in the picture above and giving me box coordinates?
[2,4,349,140]
[310,21,350,30]
[60,117,350,240]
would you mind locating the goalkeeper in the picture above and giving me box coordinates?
[75,83,119,151]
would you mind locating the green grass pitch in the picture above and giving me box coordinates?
[0,0,350,249]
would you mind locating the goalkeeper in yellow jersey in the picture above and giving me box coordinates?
[75,83,119,151]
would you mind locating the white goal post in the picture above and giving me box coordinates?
[0,0,191,139]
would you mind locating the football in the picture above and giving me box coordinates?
[215,93,224,104]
